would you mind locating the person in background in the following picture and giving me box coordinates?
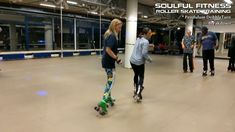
[197,26,219,76]
[181,30,195,73]
[130,27,153,101]
[227,36,235,72]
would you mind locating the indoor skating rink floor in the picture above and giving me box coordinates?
[0,55,235,132]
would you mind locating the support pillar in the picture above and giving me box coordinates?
[45,24,53,50]
[10,24,17,51]
[124,0,138,68]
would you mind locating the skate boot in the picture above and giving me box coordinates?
[106,96,115,107]
[134,94,141,102]
[94,99,108,115]
[210,71,215,76]
[133,83,137,98]
[133,86,139,102]
[134,85,144,102]
[202,71,207,76]
[138,86,144,100]
[227,66,231,71]
[133,83,137,97]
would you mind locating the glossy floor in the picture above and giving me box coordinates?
[0,55,234,132]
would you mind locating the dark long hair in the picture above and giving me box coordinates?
[138,27,151,38]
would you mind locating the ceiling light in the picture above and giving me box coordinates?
[143,15,148,18]
[89,11,98,15]
[177,27,181,30]
[40,3,56,8]
[67,0,78,5]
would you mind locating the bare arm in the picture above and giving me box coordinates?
[105,47,118,60]
[181,39,185,49]
[215,39,219,50]
[149,44,155,48]
[191,41,195,49]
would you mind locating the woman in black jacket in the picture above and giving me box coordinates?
[228,36,235,72]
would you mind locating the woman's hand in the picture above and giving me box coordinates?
[149,44,155,48]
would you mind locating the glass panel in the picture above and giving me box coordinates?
[215,33,235,58]
[77,27,92,49]
[54,17,74,50]
[0,25,10,51]
[28,26,46,50]
[0,10,53,51]
[76,19,110,50]
[77,20,93,49]
[0,9,117,52]
[0,11,25,51]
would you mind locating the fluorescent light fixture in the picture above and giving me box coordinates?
[67,0,78,5]
[90,11,98,15]
[40,3,56,8]
[224,0,233,4]
[177,27,181,30]
[82,3,85,6]
[143,15,148,18]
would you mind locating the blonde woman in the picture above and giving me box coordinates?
[94,19,122,115]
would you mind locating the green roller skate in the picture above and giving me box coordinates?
[94,99,108,115]
[106,96,115,107]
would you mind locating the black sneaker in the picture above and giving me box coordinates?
[139,93,143,100]
[211,71,215,76]
[133,83,137,97]
[139,86,144,100]
[202,71,207,76]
